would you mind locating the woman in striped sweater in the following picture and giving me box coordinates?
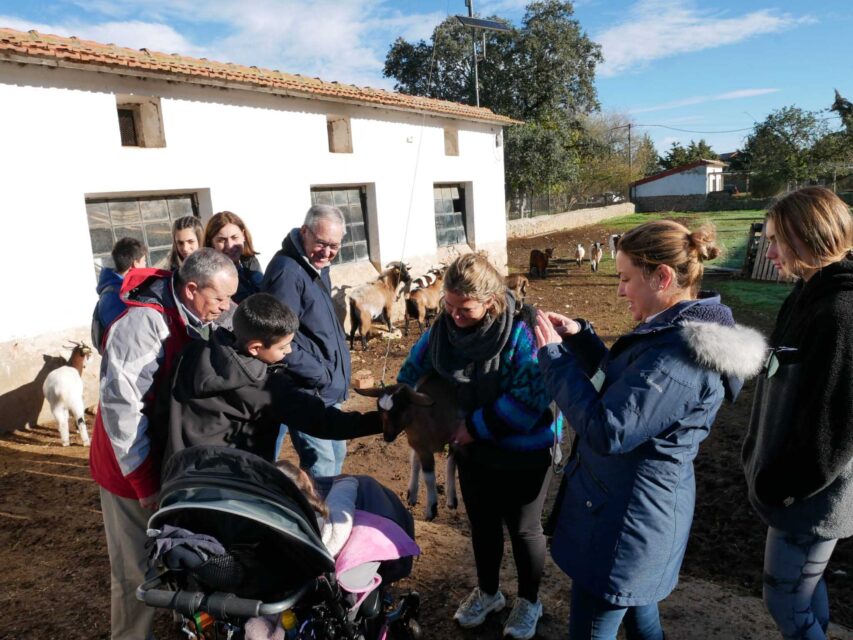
[397,252,560,640]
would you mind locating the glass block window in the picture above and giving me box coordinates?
[85,194,199,275]
[433,184,467,246]
[310,187,369,265]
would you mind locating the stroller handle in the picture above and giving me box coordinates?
[136,574,313,618]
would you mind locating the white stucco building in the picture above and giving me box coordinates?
[0,27,514,430]
[630,159,726,198]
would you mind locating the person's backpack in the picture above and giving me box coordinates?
[91,284,119,355]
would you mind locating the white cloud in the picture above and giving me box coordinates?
[631,88,780,114]
[596,0,814,77]
[3,1,451,89]
[0,14,204,55]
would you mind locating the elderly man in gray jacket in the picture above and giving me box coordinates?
[89,248,238,640]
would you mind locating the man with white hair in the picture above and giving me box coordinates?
[89,248,238,640]
[262,204,351,476]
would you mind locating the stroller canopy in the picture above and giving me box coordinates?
[151,446,335,600]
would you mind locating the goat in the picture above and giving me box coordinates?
[356,373,458,521]
[529,247,553,279]
[505,273,529,303]
[408,264,445,293]
[405,272,443,336]
[42,341,93,446]
[589,241,604,272]
[609,233,622,259]
[348,262,411,351]
[575,243,586,267]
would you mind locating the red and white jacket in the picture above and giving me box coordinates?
[89,269,199,500]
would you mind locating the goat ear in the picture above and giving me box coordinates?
[404,387,435,406]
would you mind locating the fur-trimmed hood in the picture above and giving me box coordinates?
[682,321,766,380]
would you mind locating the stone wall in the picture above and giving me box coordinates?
[506,203,635,238]
[634,194,772,212]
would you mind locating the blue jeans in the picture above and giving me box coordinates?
[763,527,838,640]
[569,583,664,640]
[273,422,346,478]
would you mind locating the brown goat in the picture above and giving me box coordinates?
[348,262,412,351]
[529,247,554,279]
[356,372,458,521]
[505,273,529,303]
[404,273,443,336]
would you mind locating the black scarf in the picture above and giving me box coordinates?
[428,293,515,411]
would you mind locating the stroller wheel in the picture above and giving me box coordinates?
[405,618,422,640]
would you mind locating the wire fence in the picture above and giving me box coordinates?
[505,192,626,220]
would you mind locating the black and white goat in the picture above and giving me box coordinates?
[356,373,458,521]
[574,243,586,266]
[42,341,93,446]
[348,262,411,351]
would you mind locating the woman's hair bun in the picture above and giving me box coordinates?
[688,226,720,262]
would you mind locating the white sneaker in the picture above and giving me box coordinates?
[453,587,506,628]
[503,597,543,640]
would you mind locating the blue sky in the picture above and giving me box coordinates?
[2,0,850,155]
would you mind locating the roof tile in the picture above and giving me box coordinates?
[0,26,517,125]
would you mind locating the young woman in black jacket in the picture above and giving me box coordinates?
[742,186,853,639]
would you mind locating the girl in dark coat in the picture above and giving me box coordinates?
[205,210,263,303]
[536,221,766,639]
[742,186,853,640]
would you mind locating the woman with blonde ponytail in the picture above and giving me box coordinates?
[535,219,766,639]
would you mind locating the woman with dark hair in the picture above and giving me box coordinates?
[204,211,263,303]
[396,252,559,640]
[743,186,853,640]
[164,215,204,270]
[536,220,765,639]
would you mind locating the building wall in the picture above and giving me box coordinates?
[0,62,507,430]
[634,166,721,197]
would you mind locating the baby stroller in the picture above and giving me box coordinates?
[137,446,422,639]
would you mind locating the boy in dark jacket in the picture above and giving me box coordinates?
[164,293,380,464]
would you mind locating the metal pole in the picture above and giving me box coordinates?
[628,123,632,177]
[467,0,480,106]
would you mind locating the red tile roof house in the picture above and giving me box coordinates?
[629,159,727,212]
[0,27,517,431]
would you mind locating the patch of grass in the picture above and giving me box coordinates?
[606,210,766,270]
[712,278,793,331]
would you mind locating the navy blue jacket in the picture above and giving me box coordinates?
[261,229,351,407]
[539,295,765,606]
[96,268,126,329]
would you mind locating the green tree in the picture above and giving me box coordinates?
[659,139,716,169]
[384,1,601,201]
[384,0,600,120]
[741,106,830,192]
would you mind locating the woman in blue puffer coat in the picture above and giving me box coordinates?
[535,220,766,639]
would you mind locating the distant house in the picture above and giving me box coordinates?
[630,159,727,199]
[0,26,515,431]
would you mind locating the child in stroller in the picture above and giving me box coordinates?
[137,446,422,640]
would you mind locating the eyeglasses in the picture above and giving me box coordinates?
[307,229,341,252]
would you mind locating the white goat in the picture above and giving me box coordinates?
[575,243,586,267]
[356,372,458,521]
[609,233,622,259]
[348,262,412,351]
[589,241,604,272]
[42,341,93,446]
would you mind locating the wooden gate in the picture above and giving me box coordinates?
[742,222,785,282]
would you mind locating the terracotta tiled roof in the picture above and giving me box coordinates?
[630,159,727,188]
[0,26,517,125]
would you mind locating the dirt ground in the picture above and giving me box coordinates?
[1,222,851,640]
